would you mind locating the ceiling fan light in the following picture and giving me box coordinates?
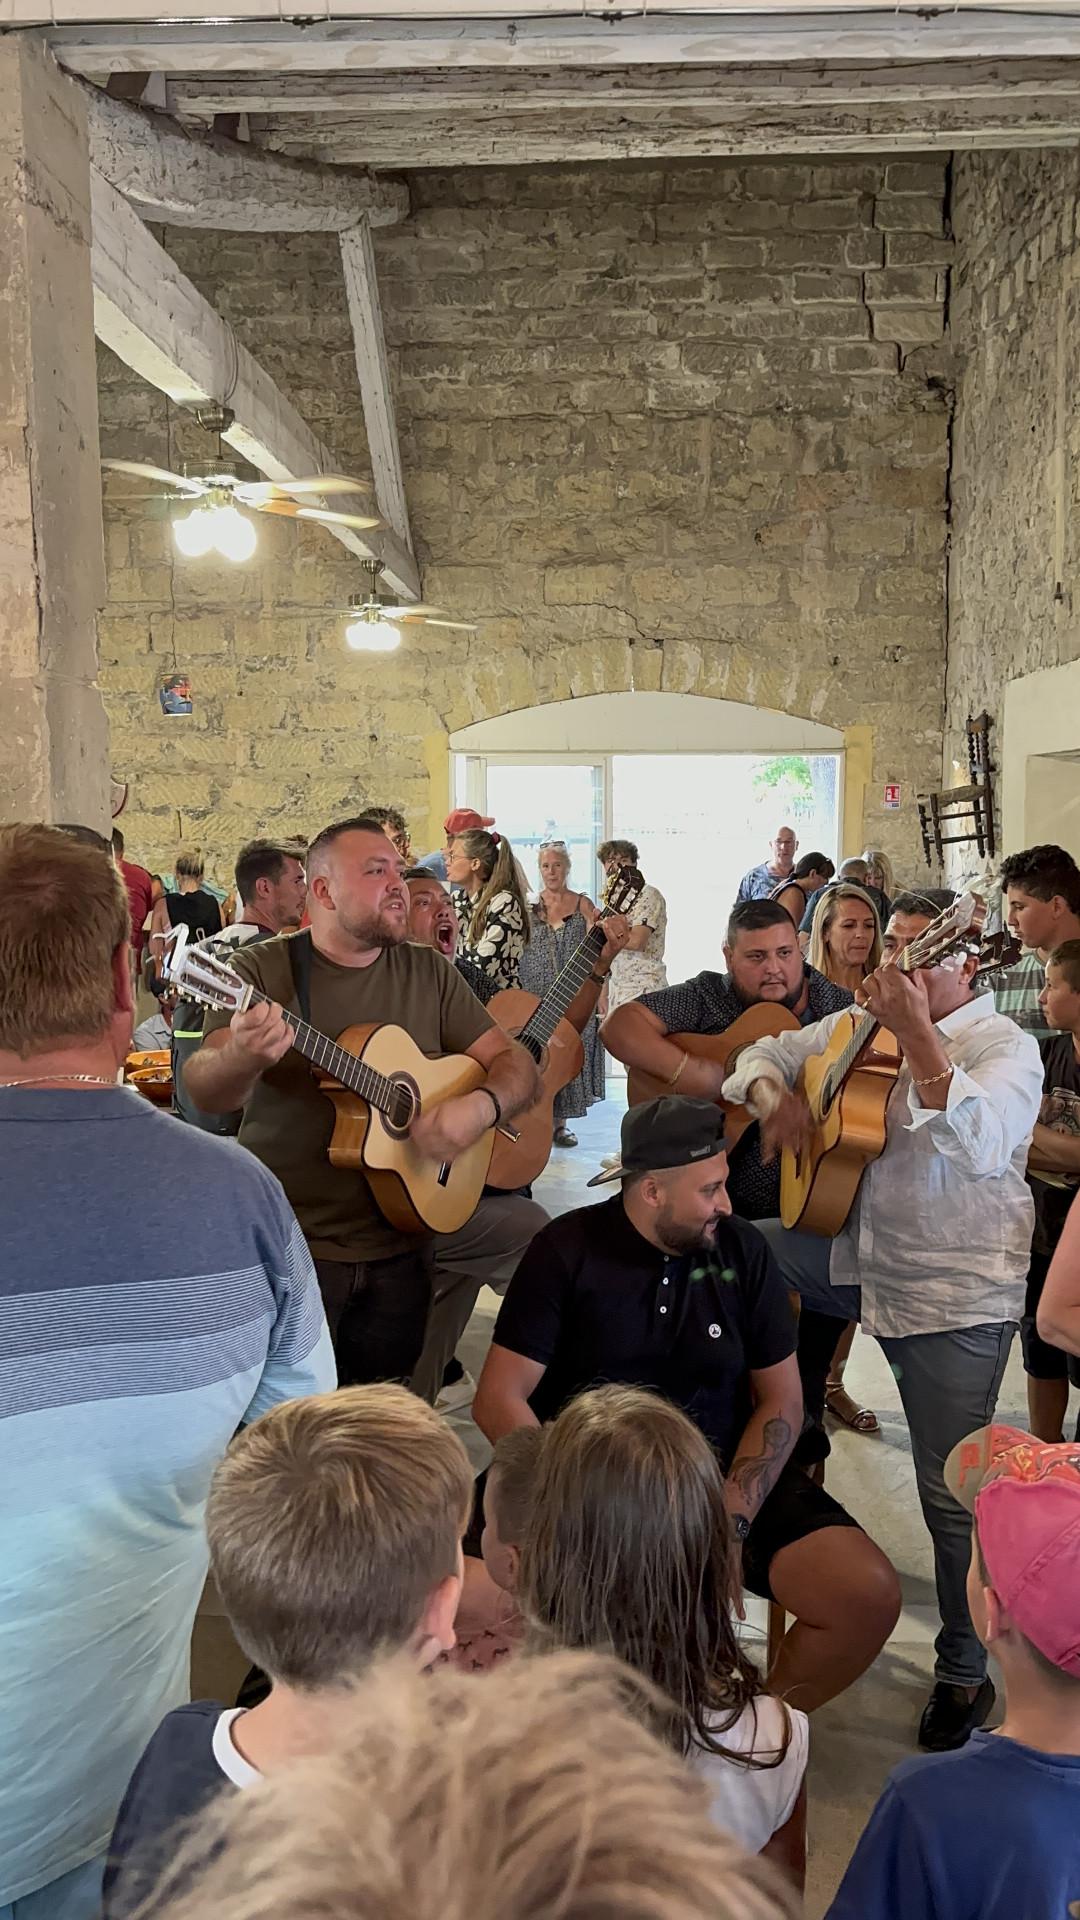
[172,505,216,558]
[212,505,257,563]
[345,615,401,653]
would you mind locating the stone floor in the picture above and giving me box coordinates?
[192,1080,1046,1918]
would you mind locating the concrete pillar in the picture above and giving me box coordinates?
[0,35,110,829]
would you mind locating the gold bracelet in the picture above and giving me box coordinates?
[668,1049,691,1089]
[912,1064,953,1089]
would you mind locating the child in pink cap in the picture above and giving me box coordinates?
[827,1423,1080,1919]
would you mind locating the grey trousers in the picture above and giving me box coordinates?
[756,1220,1014,1688]
[411,1191,549,1404]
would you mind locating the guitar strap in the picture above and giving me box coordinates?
[287,928,315,1025]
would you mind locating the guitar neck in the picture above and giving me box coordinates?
[519,921,609,1052]
[247,988,408,1122]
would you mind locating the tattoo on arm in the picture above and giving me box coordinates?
[728,1414,793,1517]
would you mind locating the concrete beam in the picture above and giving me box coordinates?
[339,220,413,554]
[90,168,420,601]
[0,38,110,829]
[84,83,408,229]
[45,12,1080,74]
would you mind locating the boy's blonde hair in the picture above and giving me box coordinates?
[0,823,129,1054]
[206,1386,473,1688]
[139,1653,796,1920]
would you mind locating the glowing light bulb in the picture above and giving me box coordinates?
[211,505,257,563]
[172,506,216,557]
[345,616,401,653]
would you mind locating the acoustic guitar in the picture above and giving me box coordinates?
[626,1002,802,1148]
[165,929,499,1235]
[485,865,643,1191]
[779,894,996,1237]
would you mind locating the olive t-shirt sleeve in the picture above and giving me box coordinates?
[434,950,496,1054]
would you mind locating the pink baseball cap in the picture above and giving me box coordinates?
[444,808,495,837]
[945,1423,1080,1677]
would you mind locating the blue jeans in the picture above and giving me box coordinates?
[0,1856,105,1920]
[756,1221,1014,1688]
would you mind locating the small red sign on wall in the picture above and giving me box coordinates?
[883,783,901,810]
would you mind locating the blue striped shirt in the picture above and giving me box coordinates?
[0,1088,336,1904]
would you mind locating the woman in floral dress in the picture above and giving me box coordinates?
[518,841,606,1149]
[448,828,530,993]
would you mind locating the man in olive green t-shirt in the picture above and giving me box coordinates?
[186,815,538,1383]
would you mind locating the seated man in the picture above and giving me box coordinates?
[473,1096,901,1713]
[724,892,1043,1752]
[602,898,853,1220]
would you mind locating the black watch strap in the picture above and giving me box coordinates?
[481,1086,502,1128]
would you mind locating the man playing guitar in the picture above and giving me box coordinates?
[185,816,539,1387]
[602,898,854,1218]
[723,891,1043,1755]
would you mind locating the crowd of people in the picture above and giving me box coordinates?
[2,807,1080,1920]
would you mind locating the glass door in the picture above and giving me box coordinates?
[467,758,605,905]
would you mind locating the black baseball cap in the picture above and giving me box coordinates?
[587,1096,727,1187]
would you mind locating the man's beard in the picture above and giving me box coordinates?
[655,1203,720,1256]
[340,906,407,950]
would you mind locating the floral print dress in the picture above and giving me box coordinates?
[517,900,606,1124]
[451,885,526,993]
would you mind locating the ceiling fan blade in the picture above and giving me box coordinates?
[239,474,374,501]
[425,618,478,632]
[102,459,204,494]
[296,506,383,531]
[380,604,444,620]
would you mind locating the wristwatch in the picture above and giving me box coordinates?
[732,1514,751,1543]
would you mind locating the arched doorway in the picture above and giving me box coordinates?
[450,692,845,986]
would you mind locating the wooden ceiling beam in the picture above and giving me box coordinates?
[47,11,1080,76]
[90,167,420,600]
[84,83,407,230]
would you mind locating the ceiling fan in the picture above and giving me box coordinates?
[344,560,477,652]
[101,404,381,562]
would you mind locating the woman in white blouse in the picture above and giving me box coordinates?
[447,827,531,993]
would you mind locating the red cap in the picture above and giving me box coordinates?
[945,1424,1080,1677]
[444,808,495,837]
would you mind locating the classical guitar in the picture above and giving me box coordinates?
[779,894,997,1237]
[165,929,498,1235]
[485,865,644,1191]
[626,1002,802,1148]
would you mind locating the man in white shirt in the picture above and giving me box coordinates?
[723,892,1042,1754]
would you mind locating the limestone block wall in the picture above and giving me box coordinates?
[97,156,950,881]
[947,148,1080,808]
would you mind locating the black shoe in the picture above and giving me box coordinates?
[918,1678,995,1751]
[553,1126,578,1148]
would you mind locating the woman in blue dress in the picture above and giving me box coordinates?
[518,840,606,1149]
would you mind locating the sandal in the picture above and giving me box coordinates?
[553,1126,578,1149]
[825,1384,880,1434]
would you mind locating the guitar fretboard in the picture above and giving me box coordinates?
[518,918,610,1057]
[248,989,413,1128]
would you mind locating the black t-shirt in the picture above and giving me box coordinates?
[104,1700,233,1919]
[165,889,223,941]
[1030,1033,1080,1255]
[492,1195,797,1468]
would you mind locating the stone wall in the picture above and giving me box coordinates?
[947,148,1080,805]
[98,156,951,881]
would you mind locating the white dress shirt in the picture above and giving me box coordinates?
[722,992,1042,1338]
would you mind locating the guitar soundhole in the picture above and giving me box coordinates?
[382,1074,418,1139]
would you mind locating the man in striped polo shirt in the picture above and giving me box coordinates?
[0,824,335,1920]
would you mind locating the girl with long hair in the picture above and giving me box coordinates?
[519,1386,808,1887]
[447,828,530,992]
[518,840,605,1148]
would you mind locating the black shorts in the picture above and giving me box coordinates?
[1021,1251,1080,1385]
[743,1460,861,1602]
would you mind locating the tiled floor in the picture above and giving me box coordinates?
[192,1078,1043,1918]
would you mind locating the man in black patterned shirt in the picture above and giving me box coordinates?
[603,898,853,1219]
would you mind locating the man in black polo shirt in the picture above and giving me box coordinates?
[602,898,853,1218]
[473,1098,901,1712]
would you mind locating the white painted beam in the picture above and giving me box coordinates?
[46,11,1080,75]
[85,83,407,229]
[339,219,412,556]
[89,167,420,600]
